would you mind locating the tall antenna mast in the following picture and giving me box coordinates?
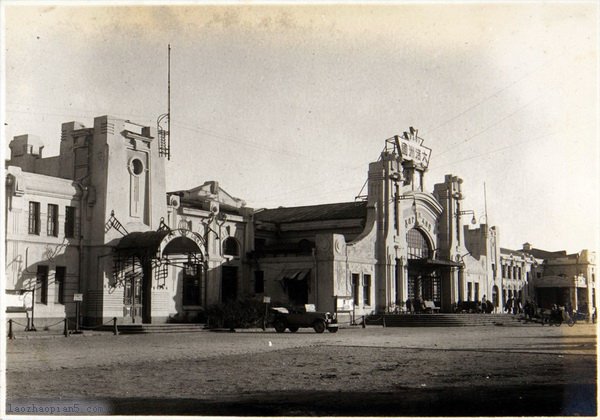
[484,182,488,225]
[158,44,171,160]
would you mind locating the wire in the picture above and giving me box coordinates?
[428,56,554,134]
[433,93,546,160]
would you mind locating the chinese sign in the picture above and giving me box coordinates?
[393,127,432,168]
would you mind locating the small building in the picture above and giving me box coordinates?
[521,244,596,312]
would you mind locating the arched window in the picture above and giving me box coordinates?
[223,237,239,256]
[406,228,431,259]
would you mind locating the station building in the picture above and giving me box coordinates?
[4,115,597,326]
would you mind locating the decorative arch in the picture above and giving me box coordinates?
[158,229,204,259]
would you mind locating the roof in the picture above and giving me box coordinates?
[519,248,567,259]
[500,247,528,257]
[254,201,368,224]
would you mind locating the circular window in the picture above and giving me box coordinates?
[129,158,144,176]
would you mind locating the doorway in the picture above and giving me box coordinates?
[221,266,238,302]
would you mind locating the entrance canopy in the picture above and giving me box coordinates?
[112,228,205,289]
[115,228,204,259]
[409,258,462,269]
[278,269,311,281]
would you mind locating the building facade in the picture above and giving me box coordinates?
[4,116,597,326]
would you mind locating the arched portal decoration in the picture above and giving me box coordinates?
[158,229,205,259]
[113,228,207,323]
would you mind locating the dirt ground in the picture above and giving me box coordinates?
[5,323,597,417]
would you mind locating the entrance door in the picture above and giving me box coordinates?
[123,275,143,323]
[287,277,308,306]
[221,266,238,302]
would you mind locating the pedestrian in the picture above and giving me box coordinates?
[524,300,531,320]
[505,297,512,314]
[565,300,573,318]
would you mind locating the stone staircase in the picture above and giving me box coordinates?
[365,313,531,327]
[97,323,207,334]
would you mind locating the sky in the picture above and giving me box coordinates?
[2,2,598,253]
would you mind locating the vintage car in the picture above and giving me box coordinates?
[270,306,338,333]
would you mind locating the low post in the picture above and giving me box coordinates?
[262,296,271,331]
[75,301,80,333]
[362,315,366,328]
[63,318,68,337]
[113,317,118,335]
[8,319,14,339]
[383,315,386,328]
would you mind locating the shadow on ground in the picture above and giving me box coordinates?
[7,384,596,416]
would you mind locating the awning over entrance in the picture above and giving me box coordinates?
[278,269,311,281]
[115,230,171,256]
[408,258,462,269]
[114,229,204,258]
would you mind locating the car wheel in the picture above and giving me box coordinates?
[313,320,326,334]
[288,326,299,333]
[274,319,286,333]
[327,327,338,333]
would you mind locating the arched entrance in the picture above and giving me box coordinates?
[406,229,440,309]
[492,285,499,310]
[114,228,204,324]
[405,228,461,312]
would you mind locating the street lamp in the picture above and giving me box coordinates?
[457,210,477,225]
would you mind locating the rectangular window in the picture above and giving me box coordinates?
[65,206,76,238]
[254,270,264,294]
[55,266,66,304]
[28,201,40,235]
[474,283,480,302]
[507,266,512,279]
[352,273,360,306]
[517,267,522,280]
[36,265,48,304]
[47,204,58,236]
[467,282,473,301]
[501,265,506,278]
[363,274,371,306]
[537,272,541,279]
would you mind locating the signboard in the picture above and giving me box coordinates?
[73,293,83,302]
[262,296,271,304]
[394,129,431,168]
[336,296,354,312]
[305,304,316,312]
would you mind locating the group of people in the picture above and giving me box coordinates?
[404,298,428,314]
[503,297,524,315]
[452,296,494,314]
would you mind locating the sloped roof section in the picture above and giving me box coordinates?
[520,248,567,259]
[169,181,246,211]
[254,201,368,224]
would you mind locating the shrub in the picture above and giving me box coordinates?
[205,299,268,329]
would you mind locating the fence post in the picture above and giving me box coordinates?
[63,318,69,337]
[8,319,14,340]
[113,317,119,335]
